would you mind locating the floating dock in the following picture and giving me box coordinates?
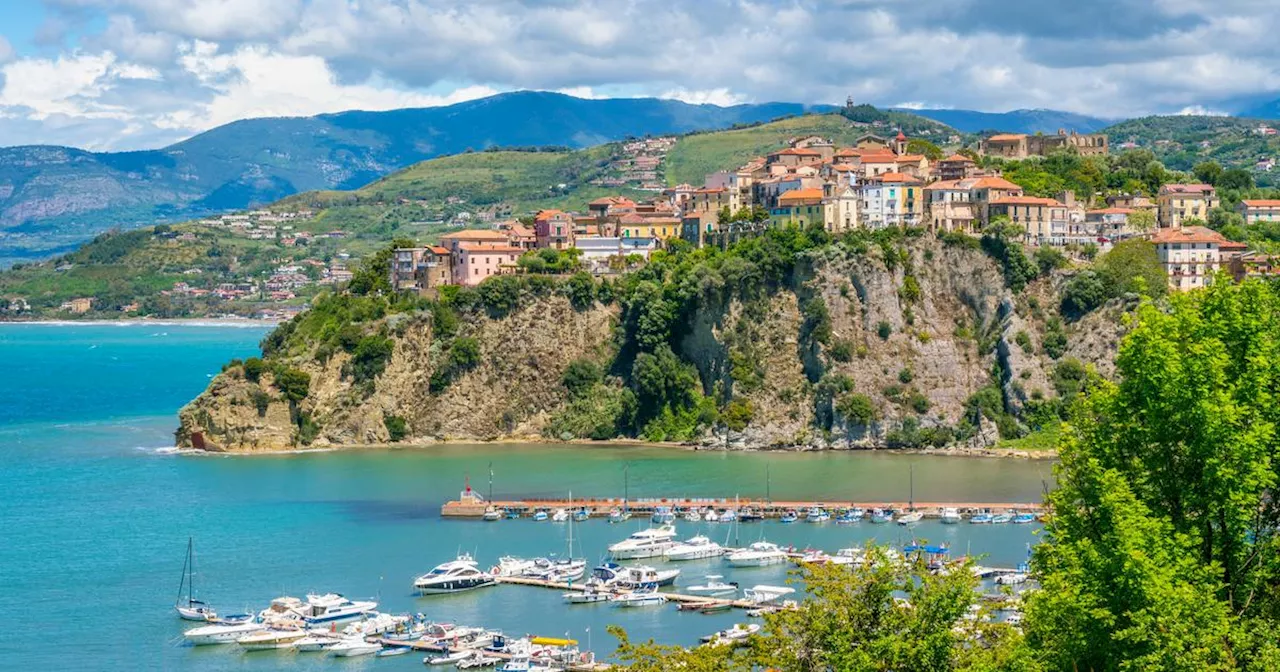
[375,634,610,670]
[495,574,757,610]
[442,493,1043,518]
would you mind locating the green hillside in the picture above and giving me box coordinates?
[1104,115,1280,184]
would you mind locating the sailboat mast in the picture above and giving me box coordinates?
[766,464,771,504]
[488,462,494,502]
[909,464,914,511]
[567,490,575,558]
[623,464,629,513]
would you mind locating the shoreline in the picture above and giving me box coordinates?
[1,317,280,328]
[177,436,1058,459]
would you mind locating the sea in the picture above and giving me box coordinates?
[0,323,1051,670]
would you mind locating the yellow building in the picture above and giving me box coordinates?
[770,188,826,227]
[618,214,682,241]
[1157,184,1217,228]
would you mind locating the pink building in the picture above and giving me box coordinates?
[456,245,522,286]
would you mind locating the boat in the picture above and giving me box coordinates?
[995,572,1029,585]
[425,650,474,665]
[719,509,737,523]
[174,537,217,622]
[897,511,924,526]
[699,601,733,614]
[940,507,963,524]
[491,556,537,577]
[341,611,409,636]
[593,561,680,588]
[969,511,994,524]
[375,646,411,657]
[482,507,502,522]
[664,535,726,561]
[328,637,382,657]
[607,507,630,524]
[800,549,832,564]
[572,508,590,522]
[524,557,587,582]
[779,510,798,523]
[743,584,796,605]
[651,506,675,524]
[183,620,266,646]
[293,633,342,652]
[414,553,497,594]
[686,575,738,596]
[237,627,310,651]
[991,512,1013,524]
[505,509,521,520]
[701,623,760,646]
[684,508,702,522]
[607,524,678,559]
[613,585,669,608]
[738,507,764,522]
[563,582,613,604]
[457,651,503,668]
[805,507,830,523]
[870,508,894,524]
[726,541,788,567]
[702,508,719,523]
[532,509,549,522]
[830,548,865,566]
[1012,512,1037,524]
[835,508,864,524]
[551,508,568,523]
[294,593,377,624]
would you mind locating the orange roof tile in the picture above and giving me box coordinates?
[895,154,926,163]
[1241,199,1280,208]
[1087,208,1134,215]
[778,188,825,204]
[941,153,975,163]
[1220,240,1249,251]
[968,176,1023,191]
[924,179,963,190]
[427,245,450,255]
[877,172,922,184]
[859,152,899,163]
[987,133,1027,142]
[460,244,524,253]
[1160,184,1214,195]
[1150,226,1228,245]
[440,229,510,241]
[772,148,822,156]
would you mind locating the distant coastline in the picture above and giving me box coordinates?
[0,318,279,328]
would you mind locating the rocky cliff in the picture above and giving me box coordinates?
[176,236,1125,452]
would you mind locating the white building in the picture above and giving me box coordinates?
[1151,226,1228,291]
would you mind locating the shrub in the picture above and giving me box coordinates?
[1015,330,1033,354]
[828,338,854,363]
[250,390,272,416]
[242,357,266,382]
[384,414,408,442]
[800,297,832,345]
[836,392,876,425]
[274,367,311,402]
[909,392,931,414]
[899,275,921,304]
[565,272,596,310]
[351,334,394,383]
[429,337,483,393]
[1042,319,1068,360]
[876,321,892,340]
[562,359,603,397]
[720,399,756,432]
[898,368,913,384]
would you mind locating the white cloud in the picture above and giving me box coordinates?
[1177,105,1230,116]
[659,88,746,107]
[555,87,607,100]
[0,36,13,64]
[0,53,120,119]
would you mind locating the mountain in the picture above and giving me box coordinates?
[1238,98,1280,120]
[901,108,1115,134]
[0,91,834,264]
[1101,115,1280,178]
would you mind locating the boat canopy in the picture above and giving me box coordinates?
[904,544,950,554]
[531,637,578,646]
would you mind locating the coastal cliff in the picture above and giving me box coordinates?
[176,232,1126,452]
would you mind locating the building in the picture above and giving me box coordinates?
[456,245,522,286]
[1151,225,1228,291]
[497,221,538,250]
[979,130,1109,159]
[1228,251,1280,282]
[770,188,825,227]
[1157,184,1218,228]
[617,214,682,241]
[1084,208,1137,243]
[533,210,575,249]
[1238,199,1280,223]
[936,154,978,182]
[60,297,94,314]
[390,246,452,293]
[924,180,978,234]
[575,236,659,271]
[860,173,924,229]
[988,197,1068,245]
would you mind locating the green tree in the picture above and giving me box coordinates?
[1193,160,1224,185]
[274,367,311,402]
[1126,208,1156,233]
[561,359,602,397]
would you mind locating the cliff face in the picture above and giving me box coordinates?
[176,238,1126,452]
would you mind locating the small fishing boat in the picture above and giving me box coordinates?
[551,508,569,523]
[686,575,738,596]
[456,651,502,668]
[237,627,309,651]
[532,510,549,522]
[969,511,994,524]
[174,537,217,622]
[991,512,1013,524]
[183,620,266,646]
[738,507,764,522]
[572,508,590,522]
[806,507,830,523]
[940,507,963,524]
[651,507,675,524]
[779,510,799,524]
[505,509,521,520]
[593,562,680,588]
[701,623,760,645]
[725,541,788,567]
[1012,512,1037,524]
[612,586,668,608]
[702,508,719,523]
[563,583,612,604]
[719,509,738,523]
[425,650,473,665]
[800,549,832,564]
[664,535,725,561]
[482,507,502,522]
[607,524,678,559]
[995,572,1029,585]
[607,508,631,524]
[870,508,894,524]
[699,601,733,614]
[897,511,924,526]
[414,553,497,594]
[328,637,381,657]
[743,584,796,605]
[835,508,863,524]
[375,646,411,657]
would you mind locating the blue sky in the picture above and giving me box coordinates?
[2,0,1280,152]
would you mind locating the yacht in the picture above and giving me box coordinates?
[651,507,675,524]
[612,586,668,608]
[183,620,267,646]
[664,535,725,561]
[703,508,720,523]
[830,548,865,566]
[684,508,703,523]
[174,537,217,622]
[806,507,830,523]
[491,556,537,577]
[725,541,788,567]
[414,554,497,594]
[800,549,832,564]
[897,511,924,526]
[328,637,382,657]
[592,562,679,588]
[293,633,342,652]
[524,557,587,582]
[607,508,630,524]
[870,508,894,524]
[482,507,502,522]
[940,507,963,524]
[551,509,568,523]
[237,627,310,651]
[995,572,1029,586]
[738,507,764,522]
[719,509,738,523]
[296,593,378,624]
[532,510,549,522]
[607,524,678,559]
[686,575,738,596]
[779,510,799,523]
[700,623,760,646]
[743,585,796,605]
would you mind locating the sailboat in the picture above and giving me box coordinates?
[531,491,587,581]
[175,537,216,621]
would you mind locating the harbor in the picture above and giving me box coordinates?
[443,494,1045,519]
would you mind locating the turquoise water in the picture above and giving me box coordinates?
[0,324,1048,670]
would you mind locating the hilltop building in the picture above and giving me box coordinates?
[979,130,1109,159]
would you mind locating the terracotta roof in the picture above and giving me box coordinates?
[1150,226,1228,245]
[831,163,859,172]
[772,148,822,156]
[1241,199,1280,208]
[693,187,727,194]
[589,196,635,207]
[967,176,1023,191]
[924,179,962,190]
[440,229,510,241]
[778,188,825,204]
[896,131,907,141]
[460,244,523,253]
[860,152,899,163]
[941,153,975,163]
[877,172,922,184]
[1087,208,1134,215]
[1159,184,1214,195]
[1220,240,1249,252]
[834,148,862,157]
[426,245,450,255]
[894,154,926,163]
[505,223,535,237]
[989,196,1063,206]
[986,133,1027,142]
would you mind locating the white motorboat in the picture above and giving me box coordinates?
[426,650,474,665]
[607,524,678,559]
[524,557,587,582]
[684,508,702,522]
[296,593,377,624]
[995,572,1029,586]
[743,584,796,605]
[830,548,865,566]
[341,611,409,637]
[686,575,738,596]
[414,554,497,594]
[800,549,832,564]
[491,556,537,577]
[457,651,503,668]
[701,622,760,646]
[703,509,719,523]
[237,627,309,651]
[532,510,549,522]
[183,620,266,646]
[328,637,382,657]
[665,535,725,561]
[592,562,680,588]
[293,633,342,652]
[563,581,613,604]
[551,508,569,522]
[612,587,668,608]
[607,508,631,524]
[482,507,502,522]
[726,541,788,567]
[651,507,675,524]
[897,511,924,526]
[805,507,830,523]
[719,509,737,523]
[940,507,963,524]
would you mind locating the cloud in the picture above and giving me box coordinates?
[6,0,1280,150]
[0,36,13,64]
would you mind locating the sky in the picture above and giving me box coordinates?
[2,0,1280,152]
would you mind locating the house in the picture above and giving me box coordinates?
[1238,199,1280,223]
[533,210,575,249]
[979,130,1109,158]
[823,184,860,233]
[60,297,94,314]
[1085,208,1137,242]
[617,214,682,241]
[924,180,978,234]
[1228,251,1280,282]
[936,154,978,182]
[860,173,924,229]
[1151,226,1228,291]
[390,246,453,292]
[575,236,659,271]
[988,197,1068,245]
[1157,184,1217,228]
[770,188,825,227]
[497,221,538,250]
[456,245,522,286]
[439,229,517,284]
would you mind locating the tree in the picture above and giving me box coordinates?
[274,367,311,402]
[836,392,876,444]
[1193,160,1224,186]
[1219,167,1255,191]
[906,138,944,161]
[1096,240,1165,298]
[1126,208,1156,233]
[561,359,602,397]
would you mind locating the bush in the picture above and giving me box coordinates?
[800,297,833,345]
[564,272,596,310]
[909,392,931,414]
[829,338,854,363]
[1015,330,1033,354]
[1034,246,1068,276]
[898,368,913,384]
[384,414,408,442]
[720,399,756,432]
[836,392,876,425]
[1042,319,1068,359]
[351,334,394,383]
[274,367,311,402]
[876,321,892,340]
[250,390,272,416]
[429,337,483,393]
[562,359,603,397]
[899,275,921,303]
[243,357,266,383]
